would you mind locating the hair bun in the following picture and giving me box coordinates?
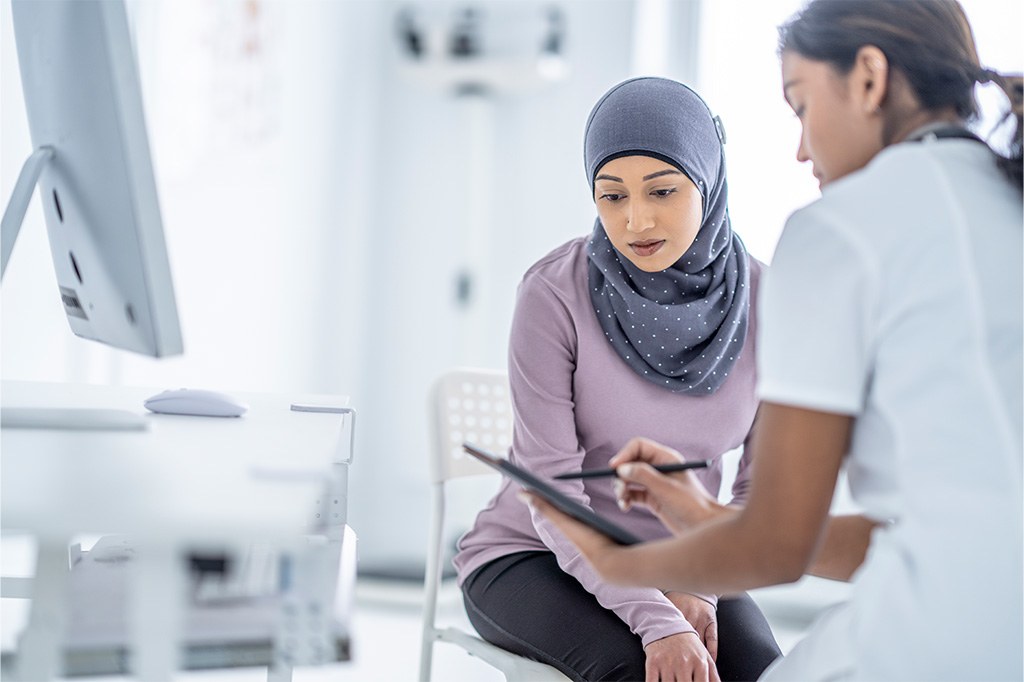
[979,67,999,84]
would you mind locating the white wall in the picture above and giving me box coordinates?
[351,0,683,575]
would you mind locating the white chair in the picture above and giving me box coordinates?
[419,368,571,682]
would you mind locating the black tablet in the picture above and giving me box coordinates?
[463,443,641,546]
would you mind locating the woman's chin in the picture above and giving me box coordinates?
[625,255,675,273]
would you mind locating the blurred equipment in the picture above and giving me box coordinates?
[450,7,481,58]
[1,381,357,681]
[394,3,568,94]
[542,5,564,56]
[397,7,425,58]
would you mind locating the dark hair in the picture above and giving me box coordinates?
[779,0,1022,190]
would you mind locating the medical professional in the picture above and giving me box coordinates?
[454,78,781,682]
[526,1,1024,680]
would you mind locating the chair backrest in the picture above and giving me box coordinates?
[429,368,513,484]
[422,368,572,682]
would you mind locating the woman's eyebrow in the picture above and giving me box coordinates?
[595,169,682,183]
[642,169,682,181]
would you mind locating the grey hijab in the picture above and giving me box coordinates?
[586,77,749,394]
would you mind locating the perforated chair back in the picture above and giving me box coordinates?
[429,367,514,483]
[419,368,570,682]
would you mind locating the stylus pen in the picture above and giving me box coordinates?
[553,460,711,480]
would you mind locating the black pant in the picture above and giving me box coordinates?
[463,551,781,682]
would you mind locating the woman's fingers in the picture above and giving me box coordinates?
[616,463,686,514]
[704,619,719,663]
[619,462,682,495]
[613,478,650,511]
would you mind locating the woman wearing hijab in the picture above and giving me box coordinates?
[525,2,1023,681]
[452,77,781,682]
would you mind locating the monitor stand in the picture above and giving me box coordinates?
[3,149,149,433]
[2,146,54,280]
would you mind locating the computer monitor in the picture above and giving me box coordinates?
[2,0,183,359]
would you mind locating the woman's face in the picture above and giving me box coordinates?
[781,50,885,188]
[593,155,704,273]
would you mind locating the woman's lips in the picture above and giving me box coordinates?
[629,239,666,257]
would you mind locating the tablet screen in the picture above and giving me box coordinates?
[463,443,641,546]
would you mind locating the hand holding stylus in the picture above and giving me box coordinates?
[608,437,733,534]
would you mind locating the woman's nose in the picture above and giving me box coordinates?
[627,202,654,232]
[796,133,810,164]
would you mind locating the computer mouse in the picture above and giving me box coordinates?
[143,388,249,418]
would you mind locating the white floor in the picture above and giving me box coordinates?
[2,558,852,682]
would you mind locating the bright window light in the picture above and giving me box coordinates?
[697,0,1023,263]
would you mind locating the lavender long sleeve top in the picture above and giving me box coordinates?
[453,236,762,647]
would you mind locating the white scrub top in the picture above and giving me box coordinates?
[757,138,1023,681]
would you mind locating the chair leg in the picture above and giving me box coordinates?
[418,637,434,682]
[419,483,446,682]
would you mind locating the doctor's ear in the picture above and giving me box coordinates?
[853,45,890,115]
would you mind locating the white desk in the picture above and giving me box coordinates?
[0,380,356,681]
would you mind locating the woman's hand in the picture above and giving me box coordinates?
[611,437,730,534]
[644,632,721,682]
[664,592,718,662]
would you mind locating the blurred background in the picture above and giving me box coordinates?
[2,0,1021,585]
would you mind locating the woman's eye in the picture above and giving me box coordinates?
[600,193,624,202]
[652,188,677,197]
[793,106,805,119]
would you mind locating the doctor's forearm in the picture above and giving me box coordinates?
[600,510,814,595]
[808,514,877,581]
[597,512,872,594]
